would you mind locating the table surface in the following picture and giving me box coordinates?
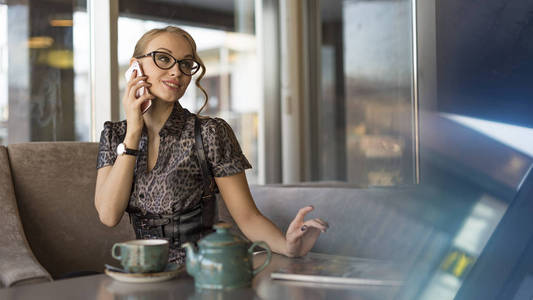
[0,253,404,300]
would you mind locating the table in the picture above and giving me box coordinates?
[0,253,403,300]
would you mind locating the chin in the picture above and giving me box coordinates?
[154,93,180,103]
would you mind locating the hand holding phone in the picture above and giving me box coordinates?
[125,61,152,114]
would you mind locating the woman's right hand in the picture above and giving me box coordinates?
[122,70,154,136]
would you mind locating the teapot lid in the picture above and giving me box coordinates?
[198,223,246,248]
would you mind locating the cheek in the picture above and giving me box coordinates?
[141,65,160,82]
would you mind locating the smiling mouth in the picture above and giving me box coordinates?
[163,81,180,89]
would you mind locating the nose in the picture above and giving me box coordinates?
[168,62,183,77]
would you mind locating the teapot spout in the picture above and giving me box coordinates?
[182,242,200,277]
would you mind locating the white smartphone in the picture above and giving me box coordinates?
[125,61,152,114]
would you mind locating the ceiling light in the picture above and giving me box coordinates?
[50,19,73,27]
[28,36,54,48]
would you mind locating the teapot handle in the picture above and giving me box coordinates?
[248,241,272,276]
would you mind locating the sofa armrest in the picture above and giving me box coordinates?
[0,146,51,287]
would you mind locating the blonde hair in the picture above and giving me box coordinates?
[132,26,209,115]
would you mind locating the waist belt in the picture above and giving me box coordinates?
[129,203,214,248]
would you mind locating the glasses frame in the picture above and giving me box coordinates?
[135,51,201,76]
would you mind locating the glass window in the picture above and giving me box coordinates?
[117,0,260,184]
[0,0,90,144]
[314,0,415,186]
[413,0,533,298]
[310,1,533,299]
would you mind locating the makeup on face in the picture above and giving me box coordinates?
[138,33,195,103]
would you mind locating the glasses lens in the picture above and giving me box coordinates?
[154,52,174,69]
[179,59,200,75]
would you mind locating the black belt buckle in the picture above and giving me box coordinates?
[139,218,152,229]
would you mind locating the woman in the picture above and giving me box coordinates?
[94,26,328,264]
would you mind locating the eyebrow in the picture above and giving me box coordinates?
[155,48,194,59]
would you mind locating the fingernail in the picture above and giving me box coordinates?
[301,225,308,231]
[308,205,314,209]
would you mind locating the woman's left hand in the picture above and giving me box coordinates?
[285,206,328,257]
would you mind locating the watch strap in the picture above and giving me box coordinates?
[118,142,139,156]
[124,147,139,156]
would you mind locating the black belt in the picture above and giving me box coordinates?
[129,204,214,247]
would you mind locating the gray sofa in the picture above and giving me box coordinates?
[0,142,134,287]
[0,142,451,289]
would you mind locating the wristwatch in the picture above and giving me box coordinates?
[116,143,139,156]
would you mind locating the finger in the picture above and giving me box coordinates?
[313,218,329,228]
[294,223,322,240]
[129,69,137,81]
[286,224,309,241]
[135,92,154,102]
[294,206,314,224]
[134,82,151,95]
[286,205,314,234]
[127,74,145,87]
[127,76,148,93]
[287,220,323,241]
[134,93,155,108]
[129,81,151,99]
[304,219,328,232]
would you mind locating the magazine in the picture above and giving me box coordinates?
[270,252,406,286]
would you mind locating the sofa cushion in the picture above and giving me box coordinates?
[7,142,134,278]
[0,146,51,287]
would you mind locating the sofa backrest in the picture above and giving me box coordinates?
[7,142,134,278]
[249,185,451,268]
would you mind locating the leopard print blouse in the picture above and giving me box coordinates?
[96,103,251,264]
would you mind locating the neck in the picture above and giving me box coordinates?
[142,99,178,135]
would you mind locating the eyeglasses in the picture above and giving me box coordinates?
[135,51,201,76]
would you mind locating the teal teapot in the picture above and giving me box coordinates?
[183,223,272,290]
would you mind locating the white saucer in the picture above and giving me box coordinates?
[104,264,184,283]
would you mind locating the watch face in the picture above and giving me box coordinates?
[117,143,125,155]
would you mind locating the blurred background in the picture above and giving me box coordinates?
[1,0,532,299]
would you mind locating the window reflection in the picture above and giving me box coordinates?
[444,114,533,159]
[419,195,507,299]
[405,111,533,300]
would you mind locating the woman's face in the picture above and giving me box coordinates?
[136,32,194,103]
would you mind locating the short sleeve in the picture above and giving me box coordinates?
[202,118,252,177]
[96,121,119,169]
